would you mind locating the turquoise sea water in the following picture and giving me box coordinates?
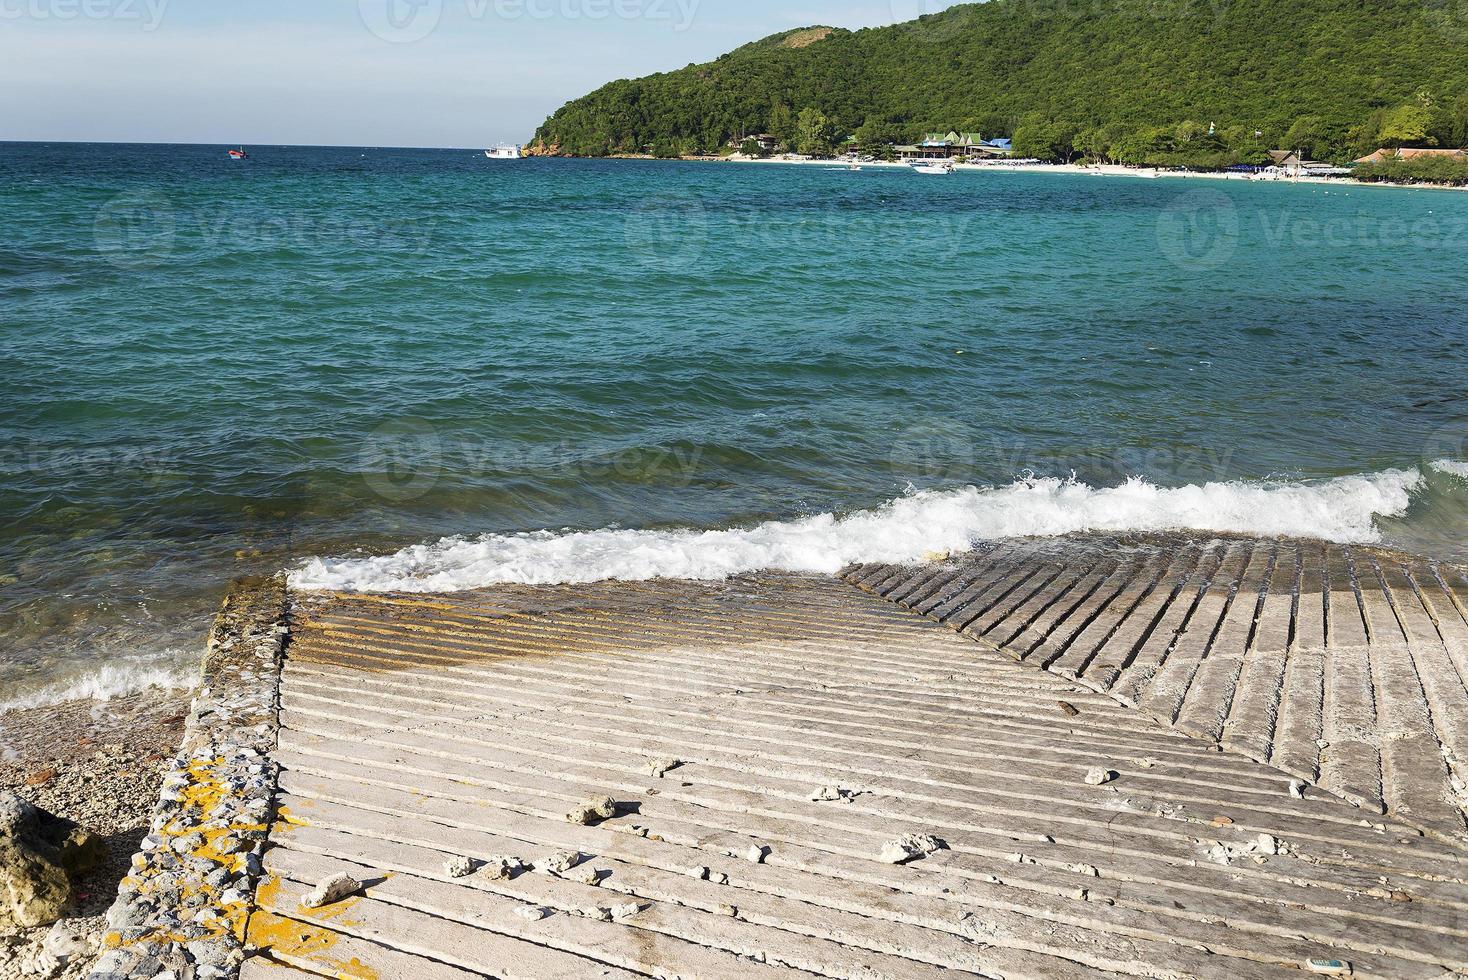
[2,142,1466,707]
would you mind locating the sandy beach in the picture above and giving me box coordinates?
[716,154,1468,191]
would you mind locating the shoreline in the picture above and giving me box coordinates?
[675,153,1468,192]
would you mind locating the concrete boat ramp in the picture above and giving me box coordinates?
[94,534,1468,980]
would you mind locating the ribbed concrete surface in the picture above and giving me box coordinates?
[241,570,1468,979]
[844,535,1468,849]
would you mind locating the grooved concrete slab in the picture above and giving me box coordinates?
[845,534,1468,849]
[239,567,1468,979]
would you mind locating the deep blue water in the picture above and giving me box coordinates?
[1,142,1465,705]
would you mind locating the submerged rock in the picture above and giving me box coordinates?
[0,791,106,929]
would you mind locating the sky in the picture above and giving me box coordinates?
[0,0,963,146]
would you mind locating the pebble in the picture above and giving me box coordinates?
[880,833,944,865]
[537,851,582,875]
[647,758,682,778]
[809,786,856,803]
[443,856,476,879]
[1085,768,1116,786]
[300,874,362,910]
[745,845,767,864]
[514,906,552,922]
[565,796,618,826]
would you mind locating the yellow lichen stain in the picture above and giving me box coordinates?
[248,912,379,979]
[276,805,310,827]
[114,755,275,951]
[248,877,379,980]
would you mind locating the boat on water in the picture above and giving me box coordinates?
[485,144,523,160]
[909,160,954,175]
[227,147,249,160]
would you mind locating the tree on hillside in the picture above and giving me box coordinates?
[769,101,796,151]
[1377,103,1435,147]
[1283,116,1328,156]
[854,115,902,157]
[1013,119,1080,162]
[1430,94,1468,147]
[795,107,834,157]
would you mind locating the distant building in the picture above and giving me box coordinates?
[1265,150,1351,177]
[730,133,780,152]
[895,132,1013,161]
[1354,147,1468,164]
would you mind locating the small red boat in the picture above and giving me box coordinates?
[228,147,249,160]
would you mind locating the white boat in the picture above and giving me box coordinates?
[485,144,522,160]
[909,160,954,175]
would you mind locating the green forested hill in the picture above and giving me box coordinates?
[532,0,1468,166]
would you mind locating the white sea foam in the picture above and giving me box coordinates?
[0,651,196,715]
[1432,459,1468,479]
[291,469,1424,594]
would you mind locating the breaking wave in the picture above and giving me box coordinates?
[0,651,197,715]
[291,468,1426,594]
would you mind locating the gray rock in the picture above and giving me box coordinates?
[300,872,362,909]
[0,790,106,929]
